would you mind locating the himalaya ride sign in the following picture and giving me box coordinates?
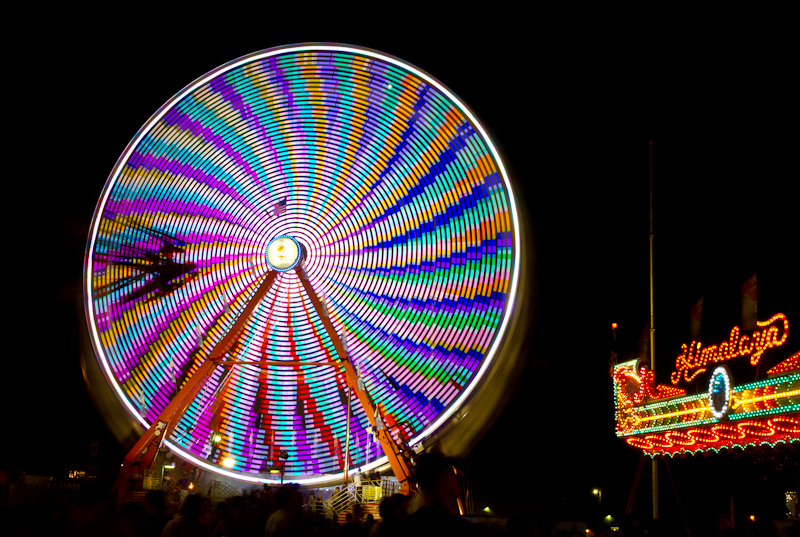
[670,313,790,384]
[612,313,799,456]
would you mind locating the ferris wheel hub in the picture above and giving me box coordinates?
[266,235,304,272]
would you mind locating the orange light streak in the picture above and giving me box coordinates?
[637,404,708,423]
[671,313,789,385]
[733,388,800,409]
[767,351,800,375]
[625,415,800,453]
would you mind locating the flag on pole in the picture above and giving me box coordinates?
[741,272,757,331]
[273,197,288,218]
[169,355,175,382]
[320,292,329,318]
[356,365,365,392]
[636,318,650,363]
[196,325,204,348]
[690,297,703,340]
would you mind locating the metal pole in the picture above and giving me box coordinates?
[649,139,659,521]
[664,459,691,537]
[344,385,352,486]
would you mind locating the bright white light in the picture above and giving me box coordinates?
[708,366,732,419]
[222,458,235,468]
[266,236,301,271]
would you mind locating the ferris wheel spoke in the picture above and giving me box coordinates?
[92,272,151,299]
[120,270,279,475]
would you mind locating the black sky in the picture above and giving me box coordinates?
[5,13,797,527]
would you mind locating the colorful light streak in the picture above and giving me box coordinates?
[84,45,520,485]
[624,415,800,456]
[733,388,800,408]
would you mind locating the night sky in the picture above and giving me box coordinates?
[5,14,797,530]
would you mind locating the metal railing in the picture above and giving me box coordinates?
[207,479,242,500]
[312,479,399,518]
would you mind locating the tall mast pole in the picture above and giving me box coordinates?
[649,139,659,520]
[344,386,352,486]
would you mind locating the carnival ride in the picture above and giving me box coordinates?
[83,44,521,500]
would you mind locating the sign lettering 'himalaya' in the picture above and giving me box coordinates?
[671,312,789,385]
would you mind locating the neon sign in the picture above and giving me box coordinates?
[614,363,685,408]
[613,356,800,456]
[613,310,799,457]
[624,415,800,453]
[671,313,789,385]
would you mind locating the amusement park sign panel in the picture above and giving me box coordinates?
[613,312,800,456]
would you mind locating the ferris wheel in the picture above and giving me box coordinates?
[84,44,521,491]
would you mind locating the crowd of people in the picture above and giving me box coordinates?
[3,454,519,536]
[11,452,796,536]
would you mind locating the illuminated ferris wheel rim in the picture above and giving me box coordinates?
[84,43,522,485]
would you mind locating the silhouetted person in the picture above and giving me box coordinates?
[782,520,800,537]
[332,486,345,508]
[308,492,318,516]
[401,453,475,537]
[340,503,368,537]
[370,494,407,537]
[145,490,173,537]
[364,513,376,534]
[119,500,148,537]
[264,485,303,537]
[214,496,247,537]
[506,511,536,537]
[161,494,211,537]
[747,515,780,537]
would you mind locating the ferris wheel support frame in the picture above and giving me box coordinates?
[116,270,279,504]
[295,265,415,493]
[116,262,414,504]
